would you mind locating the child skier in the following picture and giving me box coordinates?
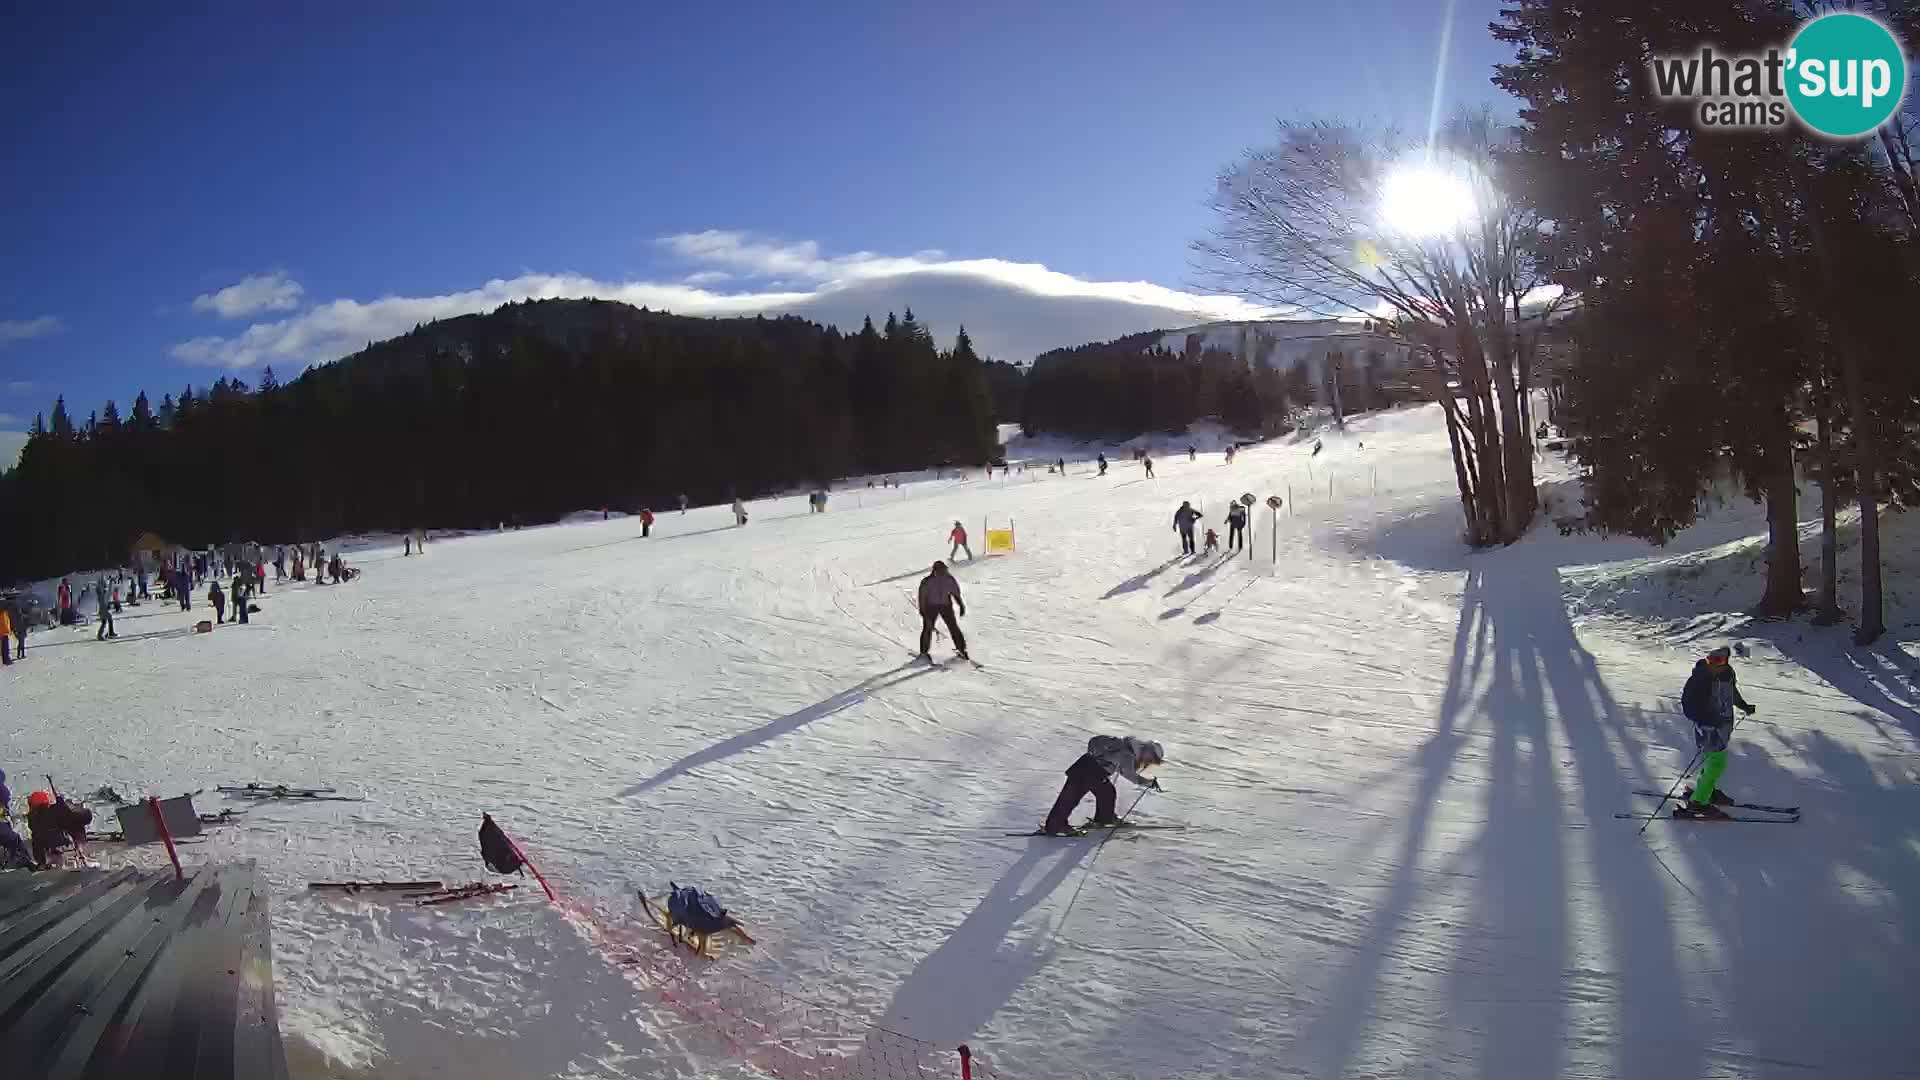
[209,580,226,624]
[640,508,655,536]
[949,521,973,560]
[1043,735,1165,835]
[1203,528,1220,555]
[1676,645,1756,818]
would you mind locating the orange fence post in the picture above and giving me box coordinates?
[500,824,556,902]
[147,796,184,881]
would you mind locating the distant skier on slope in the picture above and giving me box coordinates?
[1188,445,1196,462]
[916,561,968,663]
[1173,500,1203,555]
[1675,645,1756,819]
[1143,454,1155,479]
[94,577,116,640]
[640,508,655,536]
[1226,500,1248,551]
[209,580,227,624]
[1042,735,1165,835]
[1097,453,1108,476]
[949,521,973,561]
[732,498,749,526]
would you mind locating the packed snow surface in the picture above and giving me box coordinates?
[7,404,1918,1080]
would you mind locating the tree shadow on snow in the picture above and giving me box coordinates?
[618,664,936,797]
[867,840,1099,1047]
[1101,558,1182,599]
[1309,555,1703,1080]
[1667,730,1920,1075]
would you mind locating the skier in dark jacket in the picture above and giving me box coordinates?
[1043,735,1165,835]
[209,580,226,624]
[232,574,251,624]
[1225,501,1248,551]
[1676,646,1756,818]
[916,561,968,662]
[1172,501,1203,554]
[1097,453,1108,476]
[94,577,116,640]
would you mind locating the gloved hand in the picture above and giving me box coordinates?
[1743,703,1757,716]
[1148,778,1162,792]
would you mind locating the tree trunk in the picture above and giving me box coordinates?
[1454,326,1507,545]
[1808,214,1886,644]
[1838,347,1886,643]
[1438,386,1482,544]
[1813,387,1843,625]
[1755,405,1804,618]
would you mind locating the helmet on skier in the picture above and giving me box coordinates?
[27,791,53,811]
[1138,740,1165,766]
[1705,646,1732,666]
[931,561,947,574]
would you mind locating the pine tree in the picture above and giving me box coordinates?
[49,397,74,439]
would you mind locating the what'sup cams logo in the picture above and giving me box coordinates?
[1650,12,1907,138]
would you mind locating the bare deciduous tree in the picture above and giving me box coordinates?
[1195,114,1561,546]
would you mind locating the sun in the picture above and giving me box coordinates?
[1379,161,1478,238]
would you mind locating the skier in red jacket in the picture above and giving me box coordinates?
[948,521,972,560]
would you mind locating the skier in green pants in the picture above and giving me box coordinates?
[1676,645,1756,819]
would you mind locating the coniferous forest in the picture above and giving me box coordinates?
[0,299,1010,579]
[1020,331,1312,440]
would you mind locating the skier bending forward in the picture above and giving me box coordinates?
[1044,735,1164,835]
[917,561,968,662]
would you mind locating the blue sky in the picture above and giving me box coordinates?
[0,0,1516,458]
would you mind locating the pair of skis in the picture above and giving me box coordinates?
[1620,789,1800,824]
[219,783,362,802]
[1007,821,1184,838]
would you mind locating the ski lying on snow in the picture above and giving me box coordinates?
[310,880,445,892]
[219,783,336,794]
[1614,811,1800,824]
[1631,789,1799,815]
[408,882,517,905]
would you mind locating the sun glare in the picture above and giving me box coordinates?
[1379,162,1477,238]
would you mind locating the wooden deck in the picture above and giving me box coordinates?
[0,862,289,1080]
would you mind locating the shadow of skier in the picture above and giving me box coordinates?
[870,839,1100,1046]
[619,664,936,797]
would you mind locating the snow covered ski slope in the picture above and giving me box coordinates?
[6,404,1918,1080]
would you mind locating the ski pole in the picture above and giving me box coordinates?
[1639,747,1704,834]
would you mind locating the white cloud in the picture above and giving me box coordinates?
[191,272,305,319]
[4,380,32,393]
[170,235,1277,371]
[0,412,16,426]
[0,429,25,468]
[681,270,734,286]
[0,316,62,344]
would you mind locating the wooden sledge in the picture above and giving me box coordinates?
[639,892,756,957]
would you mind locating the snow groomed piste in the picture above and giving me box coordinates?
[6,403,1916,1078]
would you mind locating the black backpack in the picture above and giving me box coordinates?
[478,814,524,874]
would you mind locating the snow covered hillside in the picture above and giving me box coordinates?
[6,404,1917,1080]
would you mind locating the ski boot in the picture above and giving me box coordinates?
[1681,786,1734,806]
[1673,802,1731,820]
